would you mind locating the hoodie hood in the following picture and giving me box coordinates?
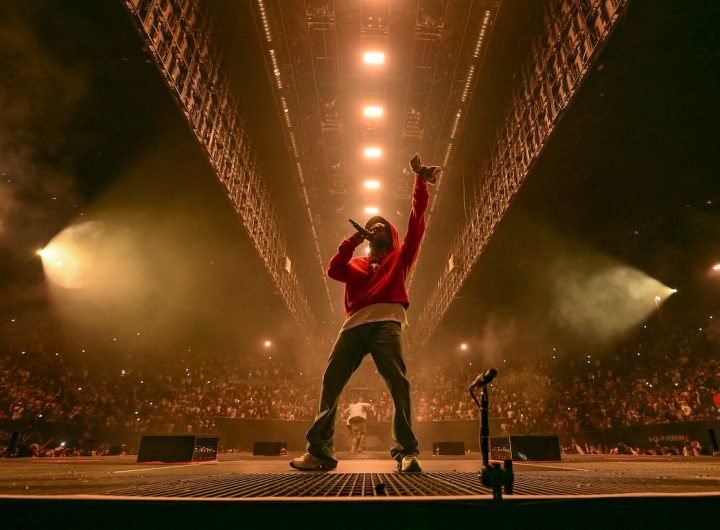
[364,215,399,249]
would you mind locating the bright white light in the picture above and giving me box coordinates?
[552,262,678,342]
[655,295,661,302]
[364,180,380,190]
[713,264,720,271]
[36,239,84,289]
[363,51,385,65]
[363,106,383,118]
[364,147,382,158]
[263,340,272,348]
[671,288,678,293]
[459,343,468,351]
[365,207,379,215]
[364,246,371,254]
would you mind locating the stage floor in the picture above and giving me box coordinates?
[1,452,719,499]
[2,453,720,528]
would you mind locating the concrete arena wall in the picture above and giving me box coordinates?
[2,419,718,455]
[0,418,504,453]
[211,418,720,454]
[212,418,506,452]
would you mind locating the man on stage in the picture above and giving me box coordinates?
[345,399,372,453]
[290,154,440,472]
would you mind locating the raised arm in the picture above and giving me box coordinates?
[401,174,430,267]
[327,234,363,282]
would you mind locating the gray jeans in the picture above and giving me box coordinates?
[347,418,367,452]
[306,321,419,463]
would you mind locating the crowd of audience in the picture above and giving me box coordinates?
[0,351,319,433]
[1,314,718,450]
[561,438,706,457]
[407,328,720,435]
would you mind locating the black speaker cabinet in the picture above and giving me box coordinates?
[490,435,560,461]
[137,435,220,463]
[511,435,561,461]
[137,435,196,463]
[432,441,465,455]
[252,441,286,456]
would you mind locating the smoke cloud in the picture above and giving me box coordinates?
[426,217,675,366]
[0,3,305,360]
[550,259,673,342]
[35,138,302,357]
[0,4,87,267]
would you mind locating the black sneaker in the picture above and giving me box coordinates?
[290,452,337,471]
[398,455,423,473]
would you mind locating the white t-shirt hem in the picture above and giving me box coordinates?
[340,303,408,332]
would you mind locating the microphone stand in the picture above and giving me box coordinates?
[470,382,514,501]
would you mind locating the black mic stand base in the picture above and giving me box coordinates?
[471,383,515,501]
[481,459,514,501]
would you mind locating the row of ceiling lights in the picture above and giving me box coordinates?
[261,7,387,218]
[260,5,388,241]
[361,10,487,217]
[361,51,385,218]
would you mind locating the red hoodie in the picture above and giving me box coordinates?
[327,174,430,317]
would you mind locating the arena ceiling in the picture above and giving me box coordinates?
[213,0,720,349]
[213,0,523,322]
[0,0,717,360]
[245,0,499,246]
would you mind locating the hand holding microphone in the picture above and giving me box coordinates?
[349,219,373,241]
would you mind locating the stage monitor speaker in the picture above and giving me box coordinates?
[509,435,561,461]
[193,437,219,462]
[253,441,286,456]
[137,435,196,463]
[490,435,560,461]
[432,441,465,455]
[490,437,512,461]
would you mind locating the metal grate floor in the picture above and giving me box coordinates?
[98,472,720,498]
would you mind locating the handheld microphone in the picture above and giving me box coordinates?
[349,219,373,241]
[469,368,497,389]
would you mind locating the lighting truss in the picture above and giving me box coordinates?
[405,0,500,291]
[252,0,336,314]
[408,0,629,353]
[303,1,349,200]
[394,0,449,204]
[123,0,318,333]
